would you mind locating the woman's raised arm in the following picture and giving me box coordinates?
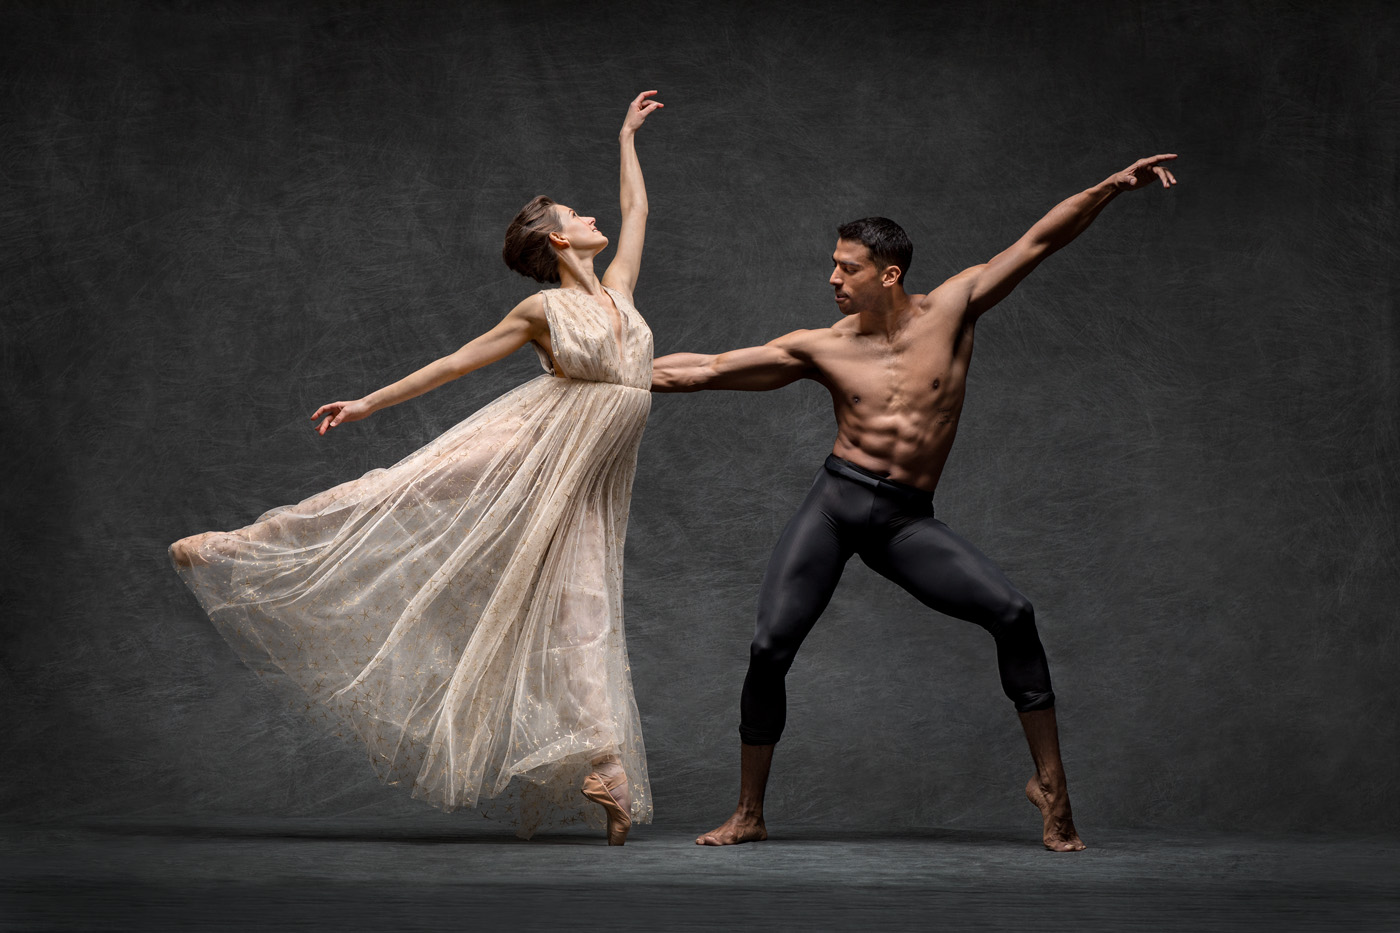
[601,90,664,299]
[311,294,548,435]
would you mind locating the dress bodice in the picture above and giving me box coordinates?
[535,286,654,390]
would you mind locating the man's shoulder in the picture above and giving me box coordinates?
[926,266,984,302]
[773,321,844,348]
[911,272,981,321]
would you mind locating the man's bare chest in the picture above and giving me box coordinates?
[817,330,971,411]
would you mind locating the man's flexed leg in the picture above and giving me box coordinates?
[861,514,1086,851]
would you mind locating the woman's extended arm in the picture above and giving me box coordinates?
[601,90,664,299]
[311,294,547,435]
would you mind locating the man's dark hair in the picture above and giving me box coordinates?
[837,217,912,284]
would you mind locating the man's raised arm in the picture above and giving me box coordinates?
[957,154,1179,319]
[651,332,815,393]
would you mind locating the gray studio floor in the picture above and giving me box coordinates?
[3,817,1397,931]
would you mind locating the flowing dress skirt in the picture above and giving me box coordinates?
[173,372,653,836]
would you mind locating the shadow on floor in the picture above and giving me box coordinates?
[3,820,1397,932]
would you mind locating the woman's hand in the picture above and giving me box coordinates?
[311,398,373,435]
[620,90,663,137]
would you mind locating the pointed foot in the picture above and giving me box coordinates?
[582,765,632,846]
[1026,775,1086,852]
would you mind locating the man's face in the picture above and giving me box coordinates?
[829,239,889,314]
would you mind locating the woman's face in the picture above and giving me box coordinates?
[552,204,609,254]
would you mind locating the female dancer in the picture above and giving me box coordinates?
[170,91,664,844]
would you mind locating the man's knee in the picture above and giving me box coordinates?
[989,592,1036,642]
[989,594,1055,711]
[749,632,798,677]
[741,635,794,746]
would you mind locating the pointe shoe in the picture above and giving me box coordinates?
[581,767,632,846]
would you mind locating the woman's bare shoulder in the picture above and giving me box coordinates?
[507,291,548,321]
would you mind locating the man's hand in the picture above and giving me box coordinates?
[311,398,373,436]
[1111,154,1179,192]
[620,90,664,137]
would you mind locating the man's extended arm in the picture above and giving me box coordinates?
[652,333,814,393]
[960,154,1178,318]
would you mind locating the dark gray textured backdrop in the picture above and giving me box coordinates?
[3,0,1397,836]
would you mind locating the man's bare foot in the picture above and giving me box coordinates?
[1025,775,1086,852]
[695,810,767,846]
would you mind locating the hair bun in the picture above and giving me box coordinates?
[503,196,564,284]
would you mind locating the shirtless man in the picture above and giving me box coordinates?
[651,154,1178,851]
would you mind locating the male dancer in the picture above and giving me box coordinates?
[651,155,1178,851]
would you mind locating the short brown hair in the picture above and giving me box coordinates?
[837,217,912,284]
[502,196,563,283]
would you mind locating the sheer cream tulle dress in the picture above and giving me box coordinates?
[171,286,654,837]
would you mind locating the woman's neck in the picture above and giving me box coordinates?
[556,252,604,295]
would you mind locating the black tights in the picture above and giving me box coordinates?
[739,456,1056,746]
